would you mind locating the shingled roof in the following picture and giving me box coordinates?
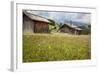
[23,11,50,23]
[60,23,82,31]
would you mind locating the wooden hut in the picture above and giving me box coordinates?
[23,11,50,33]
[59,24,82,35]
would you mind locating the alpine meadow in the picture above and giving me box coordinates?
[23,10,91,62]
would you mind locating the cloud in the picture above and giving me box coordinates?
[26,10,91,24]
[73,13,91,24]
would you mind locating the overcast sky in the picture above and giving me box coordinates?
[26,10,91,24]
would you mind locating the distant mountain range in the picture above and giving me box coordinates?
[57,20,90,29]
[66,20,90,26]
[48,18,91,30]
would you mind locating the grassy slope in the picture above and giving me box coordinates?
[23,33,91,62]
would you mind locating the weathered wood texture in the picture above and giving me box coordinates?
[34,21,49,33]
[60,25,81,35]
[23,13,34,33]
[23,13,49,33]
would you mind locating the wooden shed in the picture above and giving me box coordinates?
[59,24,82,35]
[23,11,50,33]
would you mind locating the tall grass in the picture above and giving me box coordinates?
[23,34,91,62]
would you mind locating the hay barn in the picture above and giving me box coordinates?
[59,24,82,35]
[23,11,50,33]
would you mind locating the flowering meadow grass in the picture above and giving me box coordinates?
[23,33,91,62]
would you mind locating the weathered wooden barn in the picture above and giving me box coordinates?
[23,11,50,33]
[59,24,82,35]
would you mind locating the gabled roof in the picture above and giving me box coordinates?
[60,23,82,31]
[23,11,50,23]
